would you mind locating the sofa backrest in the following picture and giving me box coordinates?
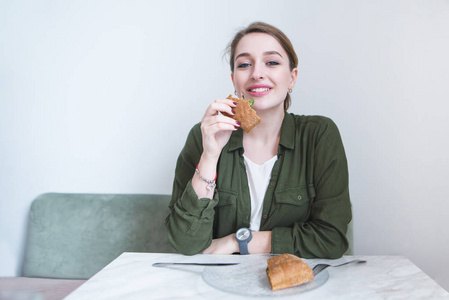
[21,193,176,279]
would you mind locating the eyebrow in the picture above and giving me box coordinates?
[234,51,283,61]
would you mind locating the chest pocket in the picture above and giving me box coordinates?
[214,189,238,238]
[273,186,314,227]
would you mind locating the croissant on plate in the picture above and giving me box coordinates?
[266,254,314,291]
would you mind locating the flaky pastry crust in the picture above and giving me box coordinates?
[266,254,314,291]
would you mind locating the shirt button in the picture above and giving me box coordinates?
[262,214,268,219]
[298,195,302,200]
[269,181,275,186]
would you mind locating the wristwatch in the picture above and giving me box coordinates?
[235,227,252,255]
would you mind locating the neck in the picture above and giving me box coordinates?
[245,106,284,140]
[242,107,284,164]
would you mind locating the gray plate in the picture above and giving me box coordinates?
[202,254,328,297]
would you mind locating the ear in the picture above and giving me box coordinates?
[289,68,298,90]
[231,73,235,87]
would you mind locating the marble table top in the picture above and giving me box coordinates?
[65,252,449,300]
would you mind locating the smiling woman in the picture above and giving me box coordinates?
[231,32,296,116]
[165,22,352,259]
[228,22,298,111]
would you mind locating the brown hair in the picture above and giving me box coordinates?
[227,22,298,110]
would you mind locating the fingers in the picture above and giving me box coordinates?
[201,117,239,138]
[200,98,240,157]
[204,98,238,118]
[201,98,240,132]
[203,114,239,128]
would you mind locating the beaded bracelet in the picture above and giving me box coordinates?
[195,164,217,191]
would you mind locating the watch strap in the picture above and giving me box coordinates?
[238,240,249,255]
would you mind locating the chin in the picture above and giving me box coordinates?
[253,102,284,113]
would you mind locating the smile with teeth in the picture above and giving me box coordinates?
[250,87,271,92]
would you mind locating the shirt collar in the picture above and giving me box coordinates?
[279,112,295,149]
[227,111,295,152]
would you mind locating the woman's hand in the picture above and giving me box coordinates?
[200,98,239,160]
[193,98,239,199]
[201,233,239,255]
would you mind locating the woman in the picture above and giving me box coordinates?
[165,22,351,258]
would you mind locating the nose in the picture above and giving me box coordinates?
[251,63,265,80]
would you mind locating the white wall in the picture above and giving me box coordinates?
[1,0,448,291]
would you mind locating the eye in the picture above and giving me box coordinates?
[267,61,280,66]
[237,62,251,68]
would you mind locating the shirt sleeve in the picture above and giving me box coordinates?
[271,118,352,259]
[165,124,219,255]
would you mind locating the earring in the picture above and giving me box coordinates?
[288,89,293,93]
[234,91,237,96]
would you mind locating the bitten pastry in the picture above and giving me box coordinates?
[266,254,314,291]
[223,95,261,133]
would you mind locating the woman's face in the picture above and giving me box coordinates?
[231,32,297,113]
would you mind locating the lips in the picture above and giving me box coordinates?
[247,85,272,97]
[248,84,272,92]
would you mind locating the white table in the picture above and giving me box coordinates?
[65,252,448,299]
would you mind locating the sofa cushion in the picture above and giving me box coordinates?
[22,193,176,279]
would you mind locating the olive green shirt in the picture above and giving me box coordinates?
[166,112,352,258]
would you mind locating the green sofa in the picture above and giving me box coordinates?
[22,193,176,279]
[0,193,176,299]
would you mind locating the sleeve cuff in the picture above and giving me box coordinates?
[180,180,219,219]
[271,227,295,255]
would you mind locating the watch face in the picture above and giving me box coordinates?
[236,228,250,241]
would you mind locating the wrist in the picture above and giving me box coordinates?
[192,155,219,199]
[195,164,216,191]
[197,156,219,183]
[200,152,220,164]
[235,228,252,255]
[248,231,272,254]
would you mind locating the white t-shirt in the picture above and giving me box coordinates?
[243,155,278,231]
